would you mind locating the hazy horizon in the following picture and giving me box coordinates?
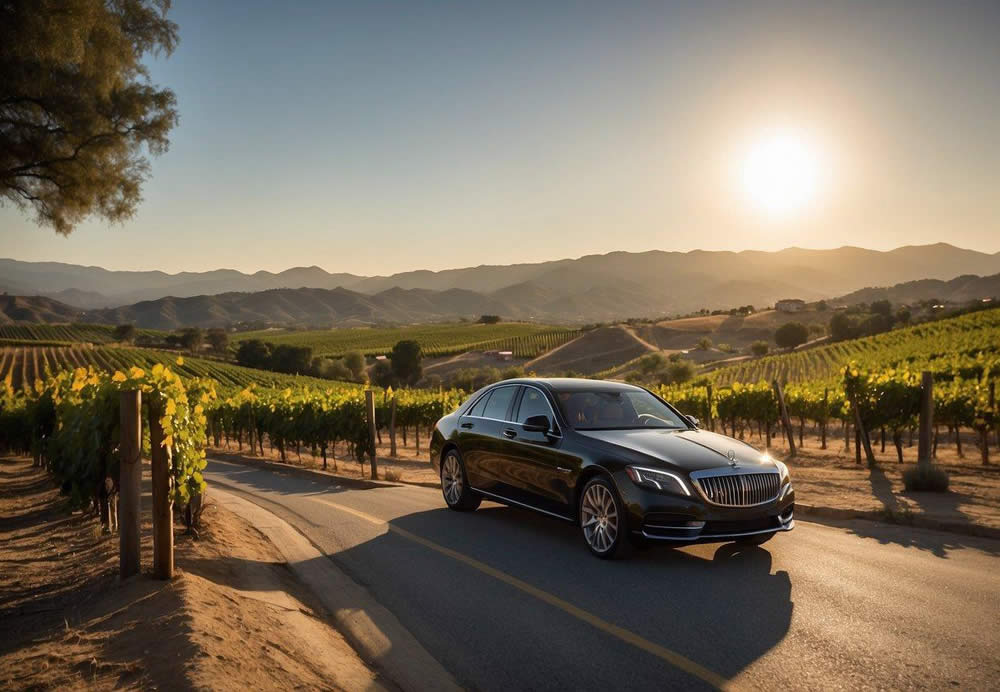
[3,0,1000,274]
[4,240,998,278]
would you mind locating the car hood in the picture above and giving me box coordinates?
[576,428,773,472]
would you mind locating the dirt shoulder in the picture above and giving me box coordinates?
[761,434,1000,535]
[0,456,387,691]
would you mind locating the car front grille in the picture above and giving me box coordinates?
[694,472,780,507]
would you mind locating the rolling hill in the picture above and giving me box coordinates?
[4,243,999,320]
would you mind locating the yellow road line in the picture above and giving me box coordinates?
[309,496,734,691]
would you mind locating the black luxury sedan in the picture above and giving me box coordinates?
[430,378,795,558]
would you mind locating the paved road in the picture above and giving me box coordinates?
[205,459,1000,691]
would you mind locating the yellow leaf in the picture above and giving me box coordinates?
[176,356,185,366]
[129,366,146,379]
[151,363,164,377]
[112,371,127,383]
[162,435,173,448]
[165,398,177,416]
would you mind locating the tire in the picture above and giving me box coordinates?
[579,476,631,559]
[736,531,775,546]
[440,449,481,511]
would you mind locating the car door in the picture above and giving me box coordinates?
[493,385,580,518]
[458,384,519,491]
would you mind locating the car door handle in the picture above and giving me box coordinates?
[502,428,517,439]
[460,422,474,429]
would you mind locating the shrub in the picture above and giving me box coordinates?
[902,465,949,492]
[775,322,809,349]
[751,340,769,357]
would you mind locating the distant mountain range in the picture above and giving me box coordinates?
[835,273,1000,306]
[2,243,999,327]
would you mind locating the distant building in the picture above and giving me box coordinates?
[483,350,514,361]
[374,355,388,361]
[775,299,806,313]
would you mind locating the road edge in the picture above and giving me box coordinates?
[211,485,462,692]
[795,503,1000,540]
[210,454,1000,541]
[208,451,441,489]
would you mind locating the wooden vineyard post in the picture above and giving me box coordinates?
[821,388,828,450]
[366,390,378,480]
[772,379,797,458]
[389,396,397,457]
[918,371,934,467]
[119,390,142,580]
[706,384,715,432]
[149,398,174,580]
[849,391,877,467]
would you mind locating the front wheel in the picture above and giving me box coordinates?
[441,449,481,511]
[579,477,631,559]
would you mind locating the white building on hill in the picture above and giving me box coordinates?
[775,298,806,313]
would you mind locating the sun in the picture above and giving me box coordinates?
[740,129,824,216]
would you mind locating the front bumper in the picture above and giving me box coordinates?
[616,472,796,544]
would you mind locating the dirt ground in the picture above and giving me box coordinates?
[210,427,1000,532]
[0,456,387,691]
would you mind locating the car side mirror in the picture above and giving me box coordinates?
[686,415,700,428]
[522,414,550,433]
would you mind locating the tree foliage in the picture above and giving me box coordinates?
[774,322,809,350]
[390,340,422,386]
[0,0,179,234]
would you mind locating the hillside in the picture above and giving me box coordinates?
[5,243,1000,320]
[0,295,80,324]
[525,326,653,375]
[835,272,1000,306]
[706,306,1000,387]
[234,323,577,358]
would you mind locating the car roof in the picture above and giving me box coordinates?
[494,377,643,394]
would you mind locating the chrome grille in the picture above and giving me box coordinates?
[694,472,780,507]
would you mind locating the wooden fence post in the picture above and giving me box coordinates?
[365,390,378,480]
[772,379,797,458]
[918,371,934,467]
[149,398,174,580]
[389,397,397,457]
[119,390,141,580]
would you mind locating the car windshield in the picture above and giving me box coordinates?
[555,389,689,430]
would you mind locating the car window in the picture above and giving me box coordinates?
[466,391,492,418]
[516,387,552,424]
[556,389,688,430]
[482,386,517,420]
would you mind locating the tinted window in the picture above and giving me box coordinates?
[517,387,552,424]
[556,389,688,430]
[483,386,517,420]
[466,391,491,418]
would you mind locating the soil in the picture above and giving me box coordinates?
[0,456,387,691]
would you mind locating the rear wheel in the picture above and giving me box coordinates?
[579,477,631,559]
[441,449,481,511]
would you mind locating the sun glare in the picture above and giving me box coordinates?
[740,130,824,216]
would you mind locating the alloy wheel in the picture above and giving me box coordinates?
[581,482,619,554]
[442,453,463,505]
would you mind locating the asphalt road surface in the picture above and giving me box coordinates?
[205,459,1000,691]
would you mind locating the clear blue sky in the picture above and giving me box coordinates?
[2,0,999,274]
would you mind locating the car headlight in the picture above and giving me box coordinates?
[625,466,690,496]
[773,459,789,481]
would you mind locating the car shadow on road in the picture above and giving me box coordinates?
[332,502,794,685]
